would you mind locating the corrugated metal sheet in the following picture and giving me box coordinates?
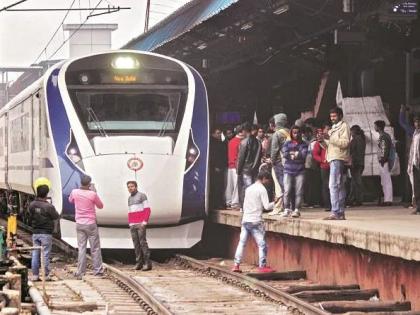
[124,0,239,51]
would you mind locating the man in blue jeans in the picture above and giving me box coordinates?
[324,107,350,220]
[28,178,59,281]
[232,171,276,273]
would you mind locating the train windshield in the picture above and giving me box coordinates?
[65,52,188,135]
[71,90,184,132]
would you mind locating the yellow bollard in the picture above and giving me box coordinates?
[7,214,17,248]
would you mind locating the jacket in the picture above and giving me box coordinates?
[282,140,308,176]
[350,134,366,167]
[326,120,350,162]
[227,136,242,169]
[312,141,329,169]
[28,198,60,234]
[210,137,227,170]
[237,135,262,176]
[270,128,290,165]
[377,131,392,164]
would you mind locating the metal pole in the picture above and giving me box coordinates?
[40,246,46,300]
[405,51,411,107]
[144,0,151,33]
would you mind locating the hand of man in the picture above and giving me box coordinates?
[142,221,147,226]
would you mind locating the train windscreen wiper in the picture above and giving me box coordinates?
[87,106,108,137]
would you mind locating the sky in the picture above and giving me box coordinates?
[0,0,190,69]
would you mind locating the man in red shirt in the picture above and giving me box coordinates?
[225,125,244,209]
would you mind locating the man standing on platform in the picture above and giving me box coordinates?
[127,181,152,271]
[69,175,104,278]
[324,107,350,220]
[268,113,290,215]
[209,127,227,209]
[232,171,275,273]
[225,125,244,209]
[374,120,393,206]
[29,178,59,281]
[405,114,420,214]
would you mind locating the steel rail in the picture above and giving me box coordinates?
[175,254,330,315]
[13,221,173,315]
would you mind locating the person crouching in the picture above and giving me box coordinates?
[127,181,152,271]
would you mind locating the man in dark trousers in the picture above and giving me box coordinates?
[237,123,262,209]
[210,127,227,209]
[127,181,152,271]
[29,178,59,281]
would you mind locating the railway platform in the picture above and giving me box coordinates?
[205,206,420,309]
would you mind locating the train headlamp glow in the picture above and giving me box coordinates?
[111,56,140,69]
[79,73,89,84]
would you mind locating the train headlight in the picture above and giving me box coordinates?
[185,130,200,172]
[79,73,89,84]
[111,56,140,69]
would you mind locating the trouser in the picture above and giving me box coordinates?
[225,168,239,207]
[379,162,393,202]
[234,222,267,267]
[320,168,331,209]
[272,164,284,210]
[284,173,305,210]
[412,166,420,211]
[329,160,346,215]
[210,168,226,209]
[130,224,150,265]
[304,168,321,206]
[238,173,254,207]
[76,223,103,276]
[32,234,53,277]
[349,165,364,203]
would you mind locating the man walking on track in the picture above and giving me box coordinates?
[127,180,152,271]
[69,175,104,279]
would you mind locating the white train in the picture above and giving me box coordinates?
[0,51,209,248]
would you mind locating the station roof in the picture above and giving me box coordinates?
[124,0,238,51]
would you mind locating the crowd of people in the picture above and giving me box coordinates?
[28,176,152,281]
[210,106,420,219]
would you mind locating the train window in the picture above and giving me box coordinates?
[69,90,186,134]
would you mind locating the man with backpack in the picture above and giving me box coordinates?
[374,120,394,206]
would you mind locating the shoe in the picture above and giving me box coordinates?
[280,209,292,218]
[258,266,275,273]
[323,214,345,220]
[411,209,420,215]
[291,209,300,218]
[142,263,152,271]
[133,263,143,270]
[31,275,40,282]
[94,272,105,277]
[73,273,83,280]
[268,208,283,216]
[381,202,393,207]
[226,204,232,209]
[231,264,242,273]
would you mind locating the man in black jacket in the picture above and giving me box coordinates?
[237,123,262,208]
[210,127,228,209]
[29,181,59,281]
[374,120,393,206]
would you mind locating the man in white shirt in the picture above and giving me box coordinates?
[232,171,275,273]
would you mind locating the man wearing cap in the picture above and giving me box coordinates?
[28,178,59,281]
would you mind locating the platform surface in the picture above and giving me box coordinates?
[210,206,420,261]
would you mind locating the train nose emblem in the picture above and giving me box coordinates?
[127,157,144,171]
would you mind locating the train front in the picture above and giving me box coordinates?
[52,51,208,248]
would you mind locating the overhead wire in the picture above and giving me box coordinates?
[46,0,104,61]
[32,0,77,65]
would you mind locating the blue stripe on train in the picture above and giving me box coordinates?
[180,67,209,221]
[46,69,83,218]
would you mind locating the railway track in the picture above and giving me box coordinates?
[7,220,420,315]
